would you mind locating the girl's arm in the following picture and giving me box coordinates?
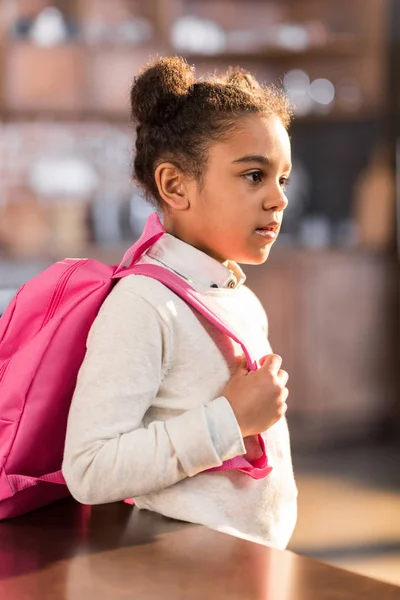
[62,283,245,505]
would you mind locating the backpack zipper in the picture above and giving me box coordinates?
[41,260,87,329]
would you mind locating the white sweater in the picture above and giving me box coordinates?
[62,233,297,548]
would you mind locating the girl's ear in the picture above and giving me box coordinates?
[154,162,190,210]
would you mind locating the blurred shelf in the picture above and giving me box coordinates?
[0,107,380,124]
[0,32,378,124]
[182,39,364,64]
[0,40,146,119]
[290,109,380,124]
[0,109,131,123]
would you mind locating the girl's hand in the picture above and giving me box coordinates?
[221,354,288,438]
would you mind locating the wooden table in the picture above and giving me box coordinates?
[0,499,399,600]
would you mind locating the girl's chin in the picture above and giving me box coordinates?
[236,249,272,266]
[214,242,273,265]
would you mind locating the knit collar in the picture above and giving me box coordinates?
[145,233,246,290]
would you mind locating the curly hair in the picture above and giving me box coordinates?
[130,56,292,206]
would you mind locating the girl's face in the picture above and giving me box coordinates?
[180,114,291,265]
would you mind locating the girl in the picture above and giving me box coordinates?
[62,57,297,549]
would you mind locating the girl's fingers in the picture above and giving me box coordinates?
[277,369,289,386]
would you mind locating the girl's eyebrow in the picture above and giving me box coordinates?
[232,154,271,165]
[232,154,292,171]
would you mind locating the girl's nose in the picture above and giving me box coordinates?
[263,186,288,212]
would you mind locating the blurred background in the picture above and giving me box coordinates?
[0,0,399,586]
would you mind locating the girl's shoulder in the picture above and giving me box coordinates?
[86,274,175,353]
[108,273,182,316]
[113,272,177,302]
[107,273,196,331]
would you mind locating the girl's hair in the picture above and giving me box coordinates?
[130,56,292,206]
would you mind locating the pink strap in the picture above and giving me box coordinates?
[8,470,65,493]
[114,212,165,275]
[116,264,257,371]
[206,435,272,479]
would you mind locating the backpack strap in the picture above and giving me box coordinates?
[7,471,66,494]
[114,263,272,480]
[116,264,257,369]
[114,212,165,275]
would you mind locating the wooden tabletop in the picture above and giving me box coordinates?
[0,499,399,600]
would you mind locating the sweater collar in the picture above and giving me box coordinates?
[146,233,246,290]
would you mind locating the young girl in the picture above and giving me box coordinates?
[62,57,297,549]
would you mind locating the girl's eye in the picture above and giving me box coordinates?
[244,171,263,184]
[280,177,290,191]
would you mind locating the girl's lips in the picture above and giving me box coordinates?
[255,228,277,240]
[257,221,280,232]
[255,220,280,242]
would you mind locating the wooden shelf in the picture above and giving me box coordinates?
[182,39,363,64]
[0,0,386,123]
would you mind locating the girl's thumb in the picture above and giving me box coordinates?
[235,355,249,374]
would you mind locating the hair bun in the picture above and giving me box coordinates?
[130,56,195,125]
[225,68,261,91]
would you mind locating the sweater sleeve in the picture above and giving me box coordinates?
[62,282,245,505]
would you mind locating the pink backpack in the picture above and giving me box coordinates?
[0,212,271,519]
